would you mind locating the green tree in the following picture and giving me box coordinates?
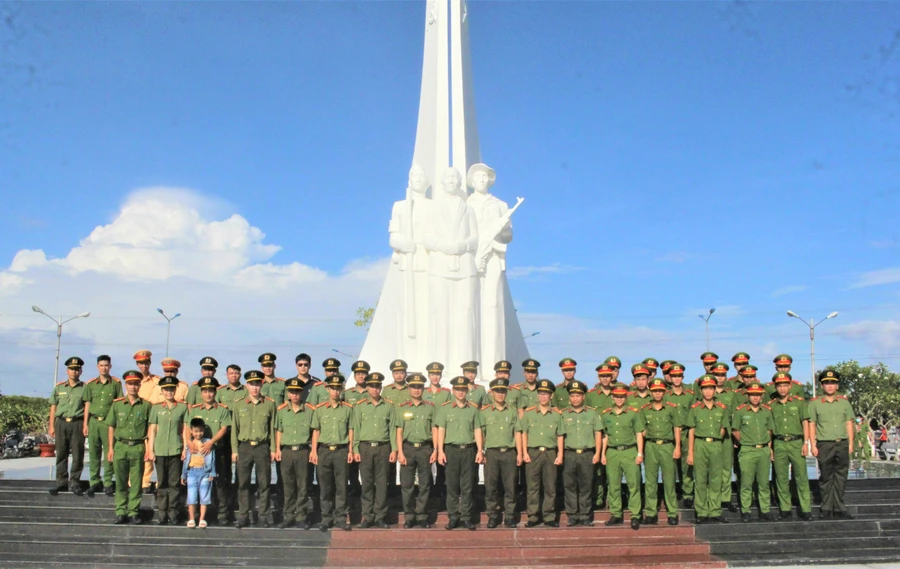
[354,306,375,330]
[822,361,900,430]
[0,396,50,434]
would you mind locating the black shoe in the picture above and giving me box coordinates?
[566,517,579,527]
[236,519,249,529]
[525,520,540,528]
[799,512,813,521]
[630,517,640,530]
[48,486,62,496]
[262,518,272,528]
[154,516,169,525]
[643,515,658,525]
[375,520,388,529]
[779,511,793,521]
[667,515,679,526]
[418,520,432,529]
[297,520,311,530]
[404,519,416,529]
[130,516,143,525]
[579,519,593,527]
[114,515,128,525]
[143,485,155,495]
[71,485,84,497]
[104,486,115,497]
[336,521,351,531]
[279,520,294,529]
[696,517,707,525]
[726,502,739,513]
[717,516,729,524]
[835,511,855,520]
[359,519,373,529]
[544,520,559,527]
[487,517,499,529]
[820,511,833,520]
[445,519,459,530]
[741,513,752,523]
[605,516,623,526]
[762,512,776,522]
[463,521,476,531]
[86,485,96,498]
[683,498,693,508]
[504,517,517,528]
[318,523,329,532]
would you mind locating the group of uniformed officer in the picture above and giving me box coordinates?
[47,349,857,529]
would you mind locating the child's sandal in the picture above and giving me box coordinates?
[198,520,207,528]
[187,520,196,528]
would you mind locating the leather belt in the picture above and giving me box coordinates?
[451,444,474,450]
[61,417,82,422]
[282,444,310,451]
[610,444,636,451]
[774,435,802,441]
[404,442,432,448]
[648,439,674,445]
[118,439,144,446]
[528,446,551,452]
[744,444,768,448]
[319,443,347,451]
[241,440,268,446]
[362,441,388,447]
[90,415,105,421]
[488,447,512,452]
[566,448,595,454]
[700,437,722,442]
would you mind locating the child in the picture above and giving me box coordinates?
[181,418,216,528]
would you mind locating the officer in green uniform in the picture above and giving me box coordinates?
[493,360,518,409]
[231,370,277,528]
[663,363,695,508]
[107,370,152,524]
[641,378,682,526]
[642,358,660,379]
[853,415,872,463]
[515,359,541,415]
[481,377,520,528]
[686,375,730,524]
[216,364,245,407]
[765,355,805,399]
[728,353,750,391]
[148,376,188,524]
[352,372,398,528]
[344,360,371,405]
[424,362,451,406]
[82,355,122,497]
[732,382,775,522]
[189,377,233,525]
[560,380,602,526]
[383,359,412,406]
[274,377,315,529]
[604,356,623,384]
[517,379,563,527]
[49,356,87,496]
[310,375,354,531]
[809,369,855,519]
[186,356,218,406]
[710,361,738,512]
[732,365,759,406]
[626,364,652,408]
[601,384,645,530]
[396,373,436,528]
[587,364,616,509]
[553,358,577,409]
[436,376,484,530]
[769,372,812,520]
[699,352,719,375]
[309,357,341,406]
[660,360,676,386]
[258,353,286,406]
[461,361,489,407]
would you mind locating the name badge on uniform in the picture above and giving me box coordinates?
[403,412,414,420]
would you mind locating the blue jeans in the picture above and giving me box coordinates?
[186,469,212,506]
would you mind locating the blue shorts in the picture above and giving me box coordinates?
[186,469,212,506]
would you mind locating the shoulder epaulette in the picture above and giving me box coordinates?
[87,377,97,384]
[113,397,125,402]
[217,384,228,390]
[691,401,704,409]
[640,403,651,410]
[838,395,848,400]
[56,381,66,386]
[761,403,772,410]
[219,403,228,409]
[192,380,200,386]
[552,407,562,414]
[684,388,694,394]
[716,402,728,409]
[481,404,491,411]
[341,402,353,407]
[628,406,639,412]
[305,403,316,411]
[442,401,453,406]
[510,384,521,391]
[586,405,596,411]
[792,380,803,386]
[313,380,323,386]
[601,408,612,414]
[525,406,536,412]
[400,401,410,407]
[191,403,204,409]
[468,402,479,408]
[441,387,450,392]
[355,399,368,405]
[737,404,748,410]
[666,402,678,408]
[264,396,275,402]
[315,402,328,409]
[277,403,288,410]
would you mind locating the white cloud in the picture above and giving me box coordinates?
[771,285,808,297]
[507,263,584,279]
[849,268,900,289]
[833,320,900,353]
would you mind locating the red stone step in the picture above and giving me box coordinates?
[326,553,724,568]
[392,511,679,525]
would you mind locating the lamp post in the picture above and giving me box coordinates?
[524,332,541,340]
[331,348,356,359]
[32,306,90,387]
[786,310,838,398]
[698,308,716,351]
[156,308,181,357]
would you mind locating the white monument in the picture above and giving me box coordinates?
[359,0,530,382]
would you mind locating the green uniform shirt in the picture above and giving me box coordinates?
[352,398,398,453]
[185,382,203,406]
[343,385,368,406]
[275,402,315,446]
[261,379,286,407]
[686,401,730,439]
[396,400,436,444]
[586,387,614,413]
[769,396,808,437]
[435,401,483,445]
[230,396,276,449]
[626,391,652,409]
[311,401,353,445]
[732,404,775,446]
[149,401,188,456]
[305,381,330,406]
[552,381,573,409]
[560,407,603,449]
[808,395,854,441]
[515,384,540,410]
[601,406,645,447]
[189,403,231,447]
[765,380,805,400]
[663,387,695,413]
[640,402,682,440]
[51,380,86,419]
[216,384,247,407]
[382,383,411,407]
[714,389,738,412]
[466,385,490,408]
[480,403,518,448]
[423,386,452,406]
[106,396,151,441]
[516,406,562,448]
[505,386,520,409]
[82,377,123,420]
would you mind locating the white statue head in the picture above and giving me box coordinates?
[408,164,428,194]
[466,163,496,194]
[440,167,463,198]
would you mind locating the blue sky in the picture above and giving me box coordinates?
[1,1,899,395]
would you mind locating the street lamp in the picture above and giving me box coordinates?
[524,332,541,340]
[156,308,181,357]
[32,305,90,387]
[332,348,356,359]
[786,310,838,398]
[698,308,716,351]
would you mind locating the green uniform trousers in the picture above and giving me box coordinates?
[720,437,736,506]
[606,446,641,518]
[525,447,558,523]
[280,446,310,523]
[359,443,391,522]
[399,442,433,520]
[154,455,183,520]
[317,444,349,525]
[738,446,771,514]
[445,445,476,522]
[87,417,113,487]
[644,441,678,517]
[113,441,145,517]
[817,440,850,514]
[693,438,723,518]
[773,439,811,513]
[236,441,271,522]
[563,450,595,521]
[677,430,694,500]
[485,448,517,519]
